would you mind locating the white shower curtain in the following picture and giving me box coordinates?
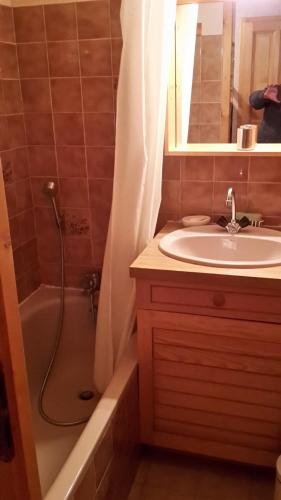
[94,0,177,393]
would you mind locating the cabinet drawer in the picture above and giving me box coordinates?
[136,280,281,322]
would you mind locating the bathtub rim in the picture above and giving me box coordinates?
[19,284,90,324]
[44,335,138,500]
[19,284,85,308]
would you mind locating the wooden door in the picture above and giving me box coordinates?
[238,16,281,127]
[0,167,41,500]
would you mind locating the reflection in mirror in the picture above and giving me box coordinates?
[188,2,226,144]
[169,0,281,149]
[237,13,281,143]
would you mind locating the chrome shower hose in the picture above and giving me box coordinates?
[38,222,90,427]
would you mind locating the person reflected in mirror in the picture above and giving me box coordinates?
[249,84,281,143]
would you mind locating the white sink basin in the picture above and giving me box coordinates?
[159,225,281,268]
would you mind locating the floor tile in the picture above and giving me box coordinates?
[127,483,143,500]
[126,448,276,500]
[133,458,150,485]
[195,461,251,500]
[249,470,275,500]
[144,451,200,496]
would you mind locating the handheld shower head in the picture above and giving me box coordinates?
[43,181,57,197]
[43,180,62,228]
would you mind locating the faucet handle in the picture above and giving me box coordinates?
[238,216,251,229]
[82,271,100,295]
[216,216,228,229]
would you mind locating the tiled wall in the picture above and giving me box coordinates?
[0,3,40,301]
[2,0,281,299]
[159,156,281,230]
[13,0,122,287]
[189,34,223,143]
[73,369,139,500]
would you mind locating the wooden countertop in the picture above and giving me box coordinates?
[130,223,281,286]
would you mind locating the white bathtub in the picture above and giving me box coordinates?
[20,285,137,499]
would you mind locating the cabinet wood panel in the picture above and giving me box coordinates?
[155,418,280,452]
[137,297,281,466]
[154,373,281,408]
[155,389,281,424]
[154,326,281,359]
[154,344,281,377]
[154,359,281,394]
[151,310,281,345]
[155,404,281,439]
[152,431,277,467]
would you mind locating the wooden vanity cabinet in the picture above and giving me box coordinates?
[135,277,281,467]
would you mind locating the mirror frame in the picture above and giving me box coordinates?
[165,0,281,157]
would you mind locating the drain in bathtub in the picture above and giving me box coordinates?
[79,390,94,401]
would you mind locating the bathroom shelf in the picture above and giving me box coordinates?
[165,143,281,157]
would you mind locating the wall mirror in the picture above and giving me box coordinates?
[166,0,281,155]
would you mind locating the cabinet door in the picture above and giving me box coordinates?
[0,168,41,500]
[137,309,281,467]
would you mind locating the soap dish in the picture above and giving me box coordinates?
[182,215,211,227]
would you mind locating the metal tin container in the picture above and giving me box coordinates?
[237,124,257,150]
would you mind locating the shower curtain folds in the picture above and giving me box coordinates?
[94,0,177,393]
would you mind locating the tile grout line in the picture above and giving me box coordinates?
[16,36,119,44]
[16,110,116,114]
[108,0,117,197]
[42,4,59,179]
[12,0,106,7]
[36,4,60,285]
[18,75,117,79]
[246,156,250,212]
[74,0,95,269]
[12,3,39,279]
[211,156,215,217]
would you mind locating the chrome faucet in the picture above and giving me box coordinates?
[82,271,100,320]
[216,187,251,233]
[225,187,240,234]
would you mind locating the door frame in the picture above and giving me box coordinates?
[0,164,41,500]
